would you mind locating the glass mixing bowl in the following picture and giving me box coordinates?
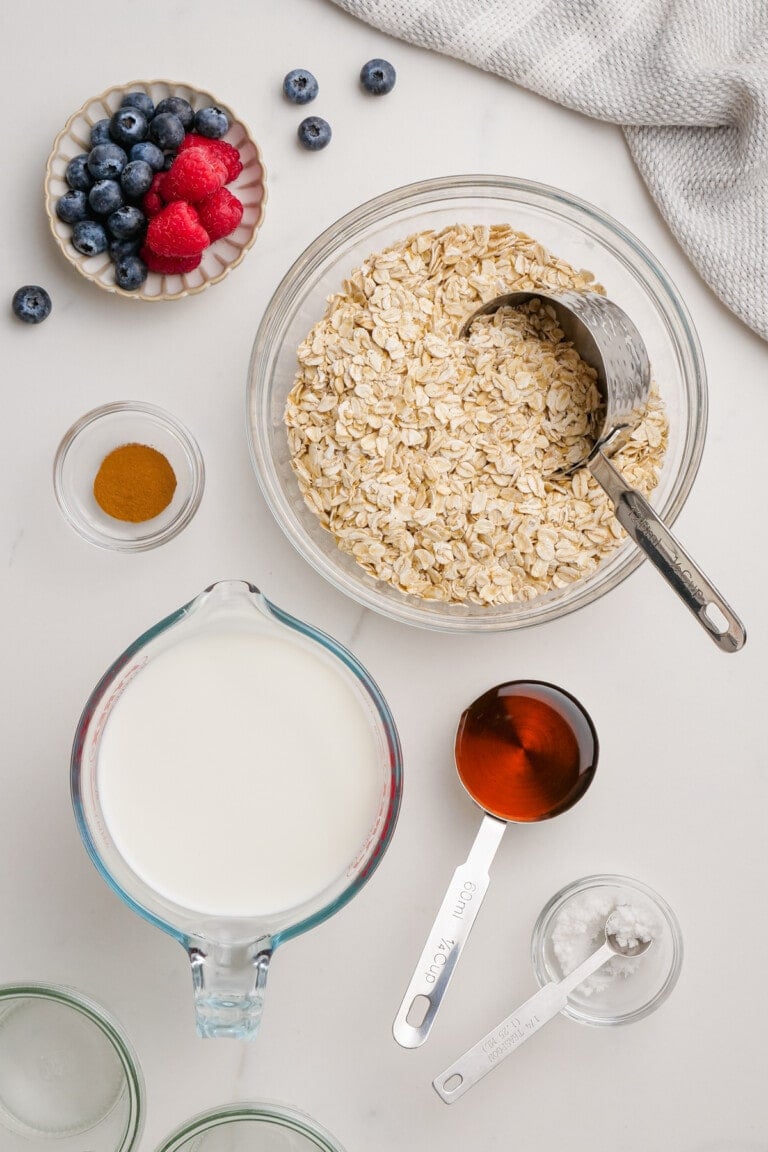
[247,175,707,632]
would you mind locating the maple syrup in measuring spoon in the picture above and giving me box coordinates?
[393,680,598,1048]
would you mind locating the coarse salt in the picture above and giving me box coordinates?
[552,889,661,997]
[285,224,668,605]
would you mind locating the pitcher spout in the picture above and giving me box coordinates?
[188,939,272,1040]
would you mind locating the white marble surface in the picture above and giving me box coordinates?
[2,1,767,1147]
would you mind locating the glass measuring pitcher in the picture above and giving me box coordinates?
[72,580,402,1040]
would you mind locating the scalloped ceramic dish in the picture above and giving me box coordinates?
[44,80,267,301]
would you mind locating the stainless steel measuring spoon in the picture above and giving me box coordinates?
[392,682,597,1049]
[432,908,652,1103]
[461,290,746,653]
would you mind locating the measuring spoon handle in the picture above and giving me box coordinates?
[589,451,746,652]
[433,942,614,1104]
[393,816,506,1049]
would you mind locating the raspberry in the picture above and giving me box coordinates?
[178,133,243,183]
[139,245,202,274]
[146,202,210,257]
[142,173,166,218]
[162,147,227,203]
[196,187,244,242]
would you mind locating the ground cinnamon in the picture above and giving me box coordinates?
[93,442,177,523]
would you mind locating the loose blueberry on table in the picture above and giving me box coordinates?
[55,91,246,290]
[12,285,52,324]
[297,115,332,150]
[360,58,396,95]
[283,69,319,104]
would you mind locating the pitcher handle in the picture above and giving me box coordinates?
[187,939,272,1040]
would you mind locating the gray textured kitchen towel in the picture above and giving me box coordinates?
[330,0,768,341]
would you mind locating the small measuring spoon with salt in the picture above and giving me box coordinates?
[432,909,652,1104]
[461,290,746,652]
[393,681,597,1049]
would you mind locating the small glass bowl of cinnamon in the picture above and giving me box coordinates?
[54,401,205,551]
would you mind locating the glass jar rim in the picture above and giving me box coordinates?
[153,1100,345,1152]
[0,982,144,1150]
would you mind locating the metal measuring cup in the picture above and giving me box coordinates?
[461,290,745,653]
[392,681,598,1049]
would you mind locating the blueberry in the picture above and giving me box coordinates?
[297,115,332,150]
[114,254,148,291]
[90,118,111,146]
[194,105,229,138]
[12,285,52,324]
[65,154,92,192]
[129,140,164,171]
[121,91,155,119]
[154,96,194,130]
[121,159,154,198]
[72,219,108,256]
[148,112,185,149]
[89,179,124,216]
[360,58,396,95]
[109,237,140,261]
[56,189,90,223]
[109,106,148,147]
[107,205,145,240]
[162,151,176,171]
[88,142,128,180]
[283,69,319,104]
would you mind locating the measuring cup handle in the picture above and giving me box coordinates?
[392,861,492,1048]
[589,451,746,652]
[433,982,567,1103]
[393,817,505,1048]
[433,939,615,1103]
[187,938,272,1040]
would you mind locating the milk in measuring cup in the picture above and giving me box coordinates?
[97,627,382,917]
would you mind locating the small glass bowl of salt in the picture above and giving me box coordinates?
[531,874,682,1026]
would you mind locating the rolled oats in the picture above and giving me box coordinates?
[285,224,668,605]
